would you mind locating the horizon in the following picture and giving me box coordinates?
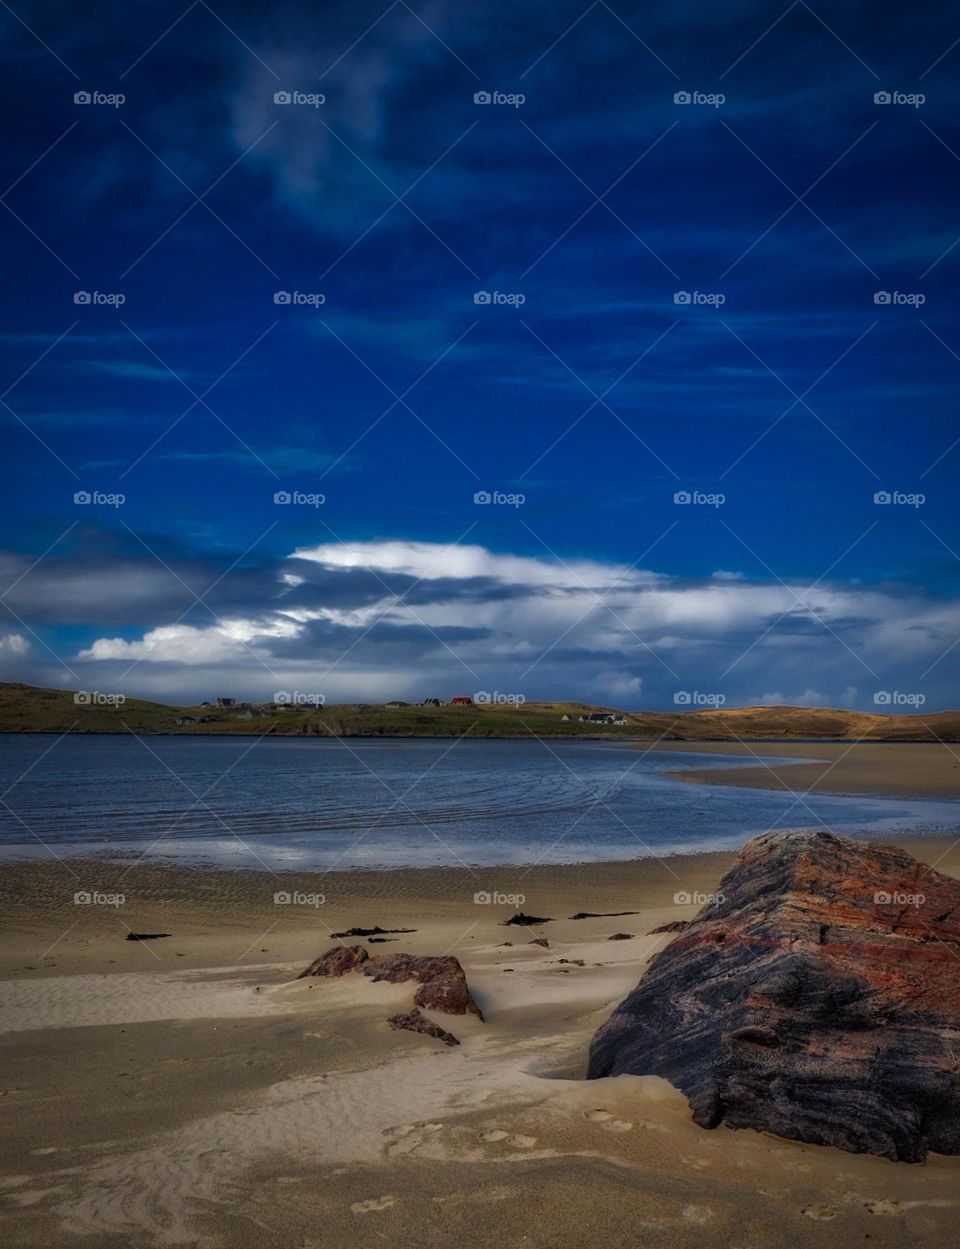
[2,0,959,710]
[3,677,954,719]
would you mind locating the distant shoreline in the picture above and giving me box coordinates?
[0,728,958,745]
[653,740,960,800]
[2,681,959,742]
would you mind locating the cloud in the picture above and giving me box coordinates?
[154,447,351,473]
[0,632,28,655]
[291,538,650,588]
[229,2,463,232]
[88,361,194,382]
[80,617,300,664]
[2,536,948,709]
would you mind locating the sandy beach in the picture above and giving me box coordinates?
[2,838,960,1247]
[655,741,960,798]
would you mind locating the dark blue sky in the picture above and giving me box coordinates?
[1,0,958,708]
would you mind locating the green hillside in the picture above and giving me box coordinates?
[0,683,958,740]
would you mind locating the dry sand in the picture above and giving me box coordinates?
[2,837,960,1247]
[655,740,960,798]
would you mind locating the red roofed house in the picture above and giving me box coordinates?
[450,696,473,706]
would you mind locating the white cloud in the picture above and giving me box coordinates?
[0,632,28,655]
[292,538,644,589]
[79,618,299,665]
[65,537,960,708]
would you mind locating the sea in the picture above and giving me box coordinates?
[1,734,958,870]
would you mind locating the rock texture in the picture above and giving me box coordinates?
[570,911,638,920]
[388,1008,459,1047]
[296,944,369,978]
[647,919,688,935]
[363,953,484,1019]
[502,912,552,926]
[588,829,960,1162]
[296,945,484,1029]
[331,926,416,938]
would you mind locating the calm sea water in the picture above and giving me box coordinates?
[1,734,957,870]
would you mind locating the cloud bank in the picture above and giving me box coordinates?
[1,537,956,709]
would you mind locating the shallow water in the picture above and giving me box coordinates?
[1,734,957,869]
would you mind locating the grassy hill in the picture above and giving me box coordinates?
[0,683,958,740]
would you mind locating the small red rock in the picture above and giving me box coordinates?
[388,1008,459,1047]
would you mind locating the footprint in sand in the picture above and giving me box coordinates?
[864,1198,903,1216]
[803,1204,840,1221]
[583,1109,632,1132]
[478,1129,537,1148]
[680,1155,711,1171]
[384,1122,445,1156]
[28,1148,58,1157]
[351,1195,395,1215]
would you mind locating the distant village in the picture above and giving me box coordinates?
[176,697,628,728]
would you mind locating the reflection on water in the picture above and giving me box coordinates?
[1,734,957,869]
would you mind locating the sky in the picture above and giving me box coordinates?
[1,0,959,710]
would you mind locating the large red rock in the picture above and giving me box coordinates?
[588,829,960,1162]
[363,953,484,1019]
[296,944,369,978]
[295,946,483,1022]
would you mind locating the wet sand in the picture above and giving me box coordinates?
[2,839,960,1247]
[654,740,960,798]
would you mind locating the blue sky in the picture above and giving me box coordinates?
[1,0,959,708]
